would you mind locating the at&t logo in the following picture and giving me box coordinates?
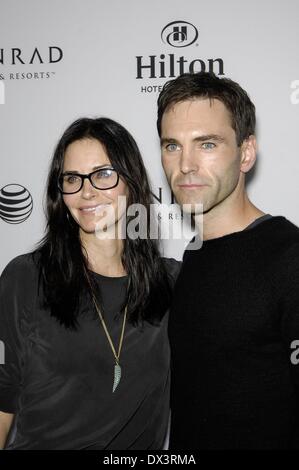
[161,21,199,48]
[0,184,33,224]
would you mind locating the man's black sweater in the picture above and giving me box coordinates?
[169,216,299,449]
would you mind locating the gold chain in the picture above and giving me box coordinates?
[84,266,127,365]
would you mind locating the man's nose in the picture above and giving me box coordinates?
[180,147,199,174]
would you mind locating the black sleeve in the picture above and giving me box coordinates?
[0,255,33,413]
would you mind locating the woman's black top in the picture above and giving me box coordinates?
[0,253,180,450]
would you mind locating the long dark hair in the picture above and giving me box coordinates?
[34,117,172,330]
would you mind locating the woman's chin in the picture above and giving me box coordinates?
[79,223,119,240]
[79,224,98,235]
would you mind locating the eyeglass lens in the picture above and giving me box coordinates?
[61,169,118,193]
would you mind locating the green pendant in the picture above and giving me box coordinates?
[113,363,121,393]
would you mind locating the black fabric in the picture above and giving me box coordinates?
[169,216,299,449]
[244,214,272,231]
[0,254,181,450]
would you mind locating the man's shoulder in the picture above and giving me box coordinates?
[259,217,299,271]
[269,216,299,248]
[276,216,299,233]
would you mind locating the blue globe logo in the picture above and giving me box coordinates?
[0,184,33,224]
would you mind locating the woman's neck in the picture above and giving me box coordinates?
[80,230,126,277]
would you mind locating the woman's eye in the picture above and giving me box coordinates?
[95,169,113,179]
[166,143,179,152]
[202,142,216,150]
[66,175,79,184]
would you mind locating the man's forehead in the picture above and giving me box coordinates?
[164,97,228,117]
[160,97,236,143]
[161,98,233,132]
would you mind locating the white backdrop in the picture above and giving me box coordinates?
[1,0,299,273]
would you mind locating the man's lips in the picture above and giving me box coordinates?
[177,184,207,188]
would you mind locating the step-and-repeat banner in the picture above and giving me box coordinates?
[1,0,299,271]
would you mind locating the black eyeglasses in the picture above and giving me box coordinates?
[58,168,119,194]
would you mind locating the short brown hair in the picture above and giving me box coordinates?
[157,72,256,146]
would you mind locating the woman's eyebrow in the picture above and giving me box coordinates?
[63,164,112,174]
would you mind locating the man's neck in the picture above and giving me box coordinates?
[196,191,265,242]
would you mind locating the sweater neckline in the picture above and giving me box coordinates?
[194,216,286,247]
[88,270,128,281]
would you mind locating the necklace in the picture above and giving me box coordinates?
[84,267,127,393]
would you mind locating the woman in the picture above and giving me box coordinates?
[0,117,180,450]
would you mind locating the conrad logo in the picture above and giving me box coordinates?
[0,184,33,224]
[161,21,198,48]
[0,46,63,65]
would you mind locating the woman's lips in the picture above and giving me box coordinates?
[80,204,111,213]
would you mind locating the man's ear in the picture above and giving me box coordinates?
[240,135,257,174]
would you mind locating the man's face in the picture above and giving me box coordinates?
[160,98,246,214]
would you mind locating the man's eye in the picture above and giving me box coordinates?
[202,142,216,150]
[165,143,179,152]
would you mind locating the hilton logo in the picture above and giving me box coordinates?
[161,21,199,48]
[0,184,33,224]
[136,20,224,84]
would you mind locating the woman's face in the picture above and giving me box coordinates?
[62,138,129,237]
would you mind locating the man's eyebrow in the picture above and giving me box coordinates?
[160,137,179,146]
[193,134,226,143]
[160,134,225,146]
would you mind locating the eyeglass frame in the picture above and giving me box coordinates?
[57,168,120,194]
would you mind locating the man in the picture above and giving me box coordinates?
[157,72,299,449]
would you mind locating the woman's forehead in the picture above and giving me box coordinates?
[63,138,111,171]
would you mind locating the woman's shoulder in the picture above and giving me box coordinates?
[0,253,40,341]
[161,257,182,286]
[1,252,39,283]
